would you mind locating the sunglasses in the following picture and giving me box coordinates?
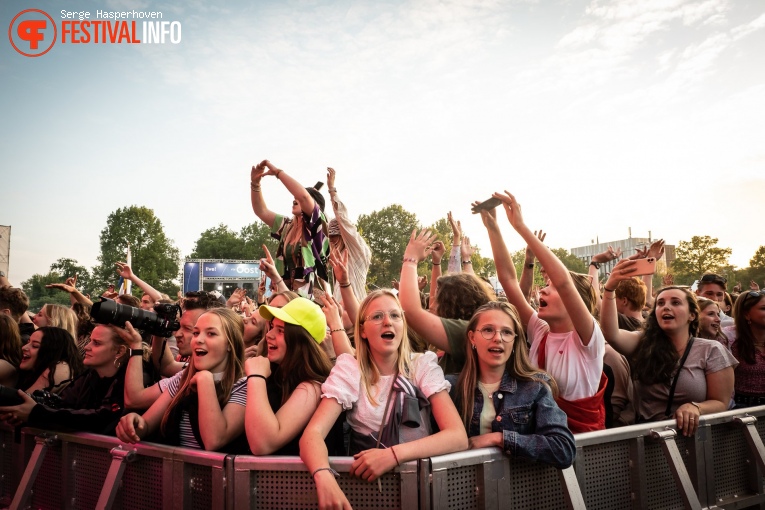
[742,290,765,308]
[700,274,727,286]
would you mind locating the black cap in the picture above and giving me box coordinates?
[306,181,325,211]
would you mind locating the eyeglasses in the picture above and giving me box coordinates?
[742,290,765,308]
[700,274,727,286]
[363,310,404,324]
[477,326,516,342]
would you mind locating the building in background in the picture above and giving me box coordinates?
[182,259,262,299]
[570,230,675,278]
[0,226,10,277]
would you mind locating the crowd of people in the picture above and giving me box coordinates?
[0,161,763,508]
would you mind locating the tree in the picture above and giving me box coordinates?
[751,246,765,269]
[93,206,180,296]
[22,272,72,312]
[357,205,420,288]
[550,248,587,274]
[190,222,278,260]
[671,236,732,285]
[49,257,94,295]
[426,215,495,277]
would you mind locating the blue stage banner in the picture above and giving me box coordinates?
[202,262,261,279]
[183,262,201,293]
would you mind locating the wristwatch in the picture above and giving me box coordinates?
[129,348,144,357]
[589,261,600,269]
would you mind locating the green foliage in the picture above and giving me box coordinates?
[191,222,278,260]
[357,204,420,288]
[511,249,546,288]
[671,236,732,285]
[21,271,73,312]
[49,258,95,295]
[550,248,587,273]
[93,206,180,296]
[750,246,765,268]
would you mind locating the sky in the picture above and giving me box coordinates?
[2,0,764,287]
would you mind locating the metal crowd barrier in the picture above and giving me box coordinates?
[1,404,765,509]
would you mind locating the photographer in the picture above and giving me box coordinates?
[0,324,140,435]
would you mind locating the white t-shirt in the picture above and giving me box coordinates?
[321,351,450,437]
[527,313,605,401]
[164,371,247,449]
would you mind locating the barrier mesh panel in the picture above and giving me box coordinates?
[711,423,752,500]
[582,441,632,509]
[509,459,566,510]
[186,463,215,510]
[444,465,478,510]
[113,455,165,510]
[72,443,112,509]
[0,428,15,505]
[644,435,691,510]
[30,443,63,510]
[250,469,402,509]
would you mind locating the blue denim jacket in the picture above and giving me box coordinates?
[447,371,575,469]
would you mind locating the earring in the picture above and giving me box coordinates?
[113,354,122,369]
[471,344,476,350]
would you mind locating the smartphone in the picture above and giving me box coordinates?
[471,197,502,214]
[312,288,326,301]
[632,257,657,276]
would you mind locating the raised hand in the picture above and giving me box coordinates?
[493,191,525,231]
[404,229,437,263]
[460,236,474,260]
[646,239,665,259]
[472,200,498,231]
[329,248,349,286]
[447,211,461,242]
[327,167,336,189]
[115,261,134,280]
[592,246,622,264]
[429,240,445,265]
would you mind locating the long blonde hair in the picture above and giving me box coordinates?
[355,290,415,406]
[43,304,79,346]
[161,308,244,435]
[455,301,558,429]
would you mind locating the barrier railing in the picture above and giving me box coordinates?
[1,404,764,509]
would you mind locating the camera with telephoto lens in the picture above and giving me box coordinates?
[0,385,64,408]
[90,297,181,337]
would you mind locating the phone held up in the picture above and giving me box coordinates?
[471,197,502,214]
[632,257,657,276]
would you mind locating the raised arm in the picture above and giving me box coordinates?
[115,262,162,303]
[259,244,289,294]
[46,277,93,307]
[329,249,359,328]
[473,202,535,328]
[428,241,445,315]
[520,230,545,299]
[262,160,316,216]
[446,212,462,274]
[320,293,354,357]
[494,191,593,342]
[399,230,451,352]
[250,162,278,227]
[460,236,476,276]
[600,260,643,357]
[117,323,163,410]
[327,167,372,298]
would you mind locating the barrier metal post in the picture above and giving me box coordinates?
[649,428,702,510]
[9,433,58,510]
[95,445,137,510]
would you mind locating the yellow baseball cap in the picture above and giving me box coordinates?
[259,297,327,344]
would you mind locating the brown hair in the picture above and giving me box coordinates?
[0,314,22,367]
[455,302,557,429]
[0,286,29,320]
[161,308,245,435]
[615,277,647,312]
[632,286,700,385]
[732,291,765,365]
[435,273,495,321]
